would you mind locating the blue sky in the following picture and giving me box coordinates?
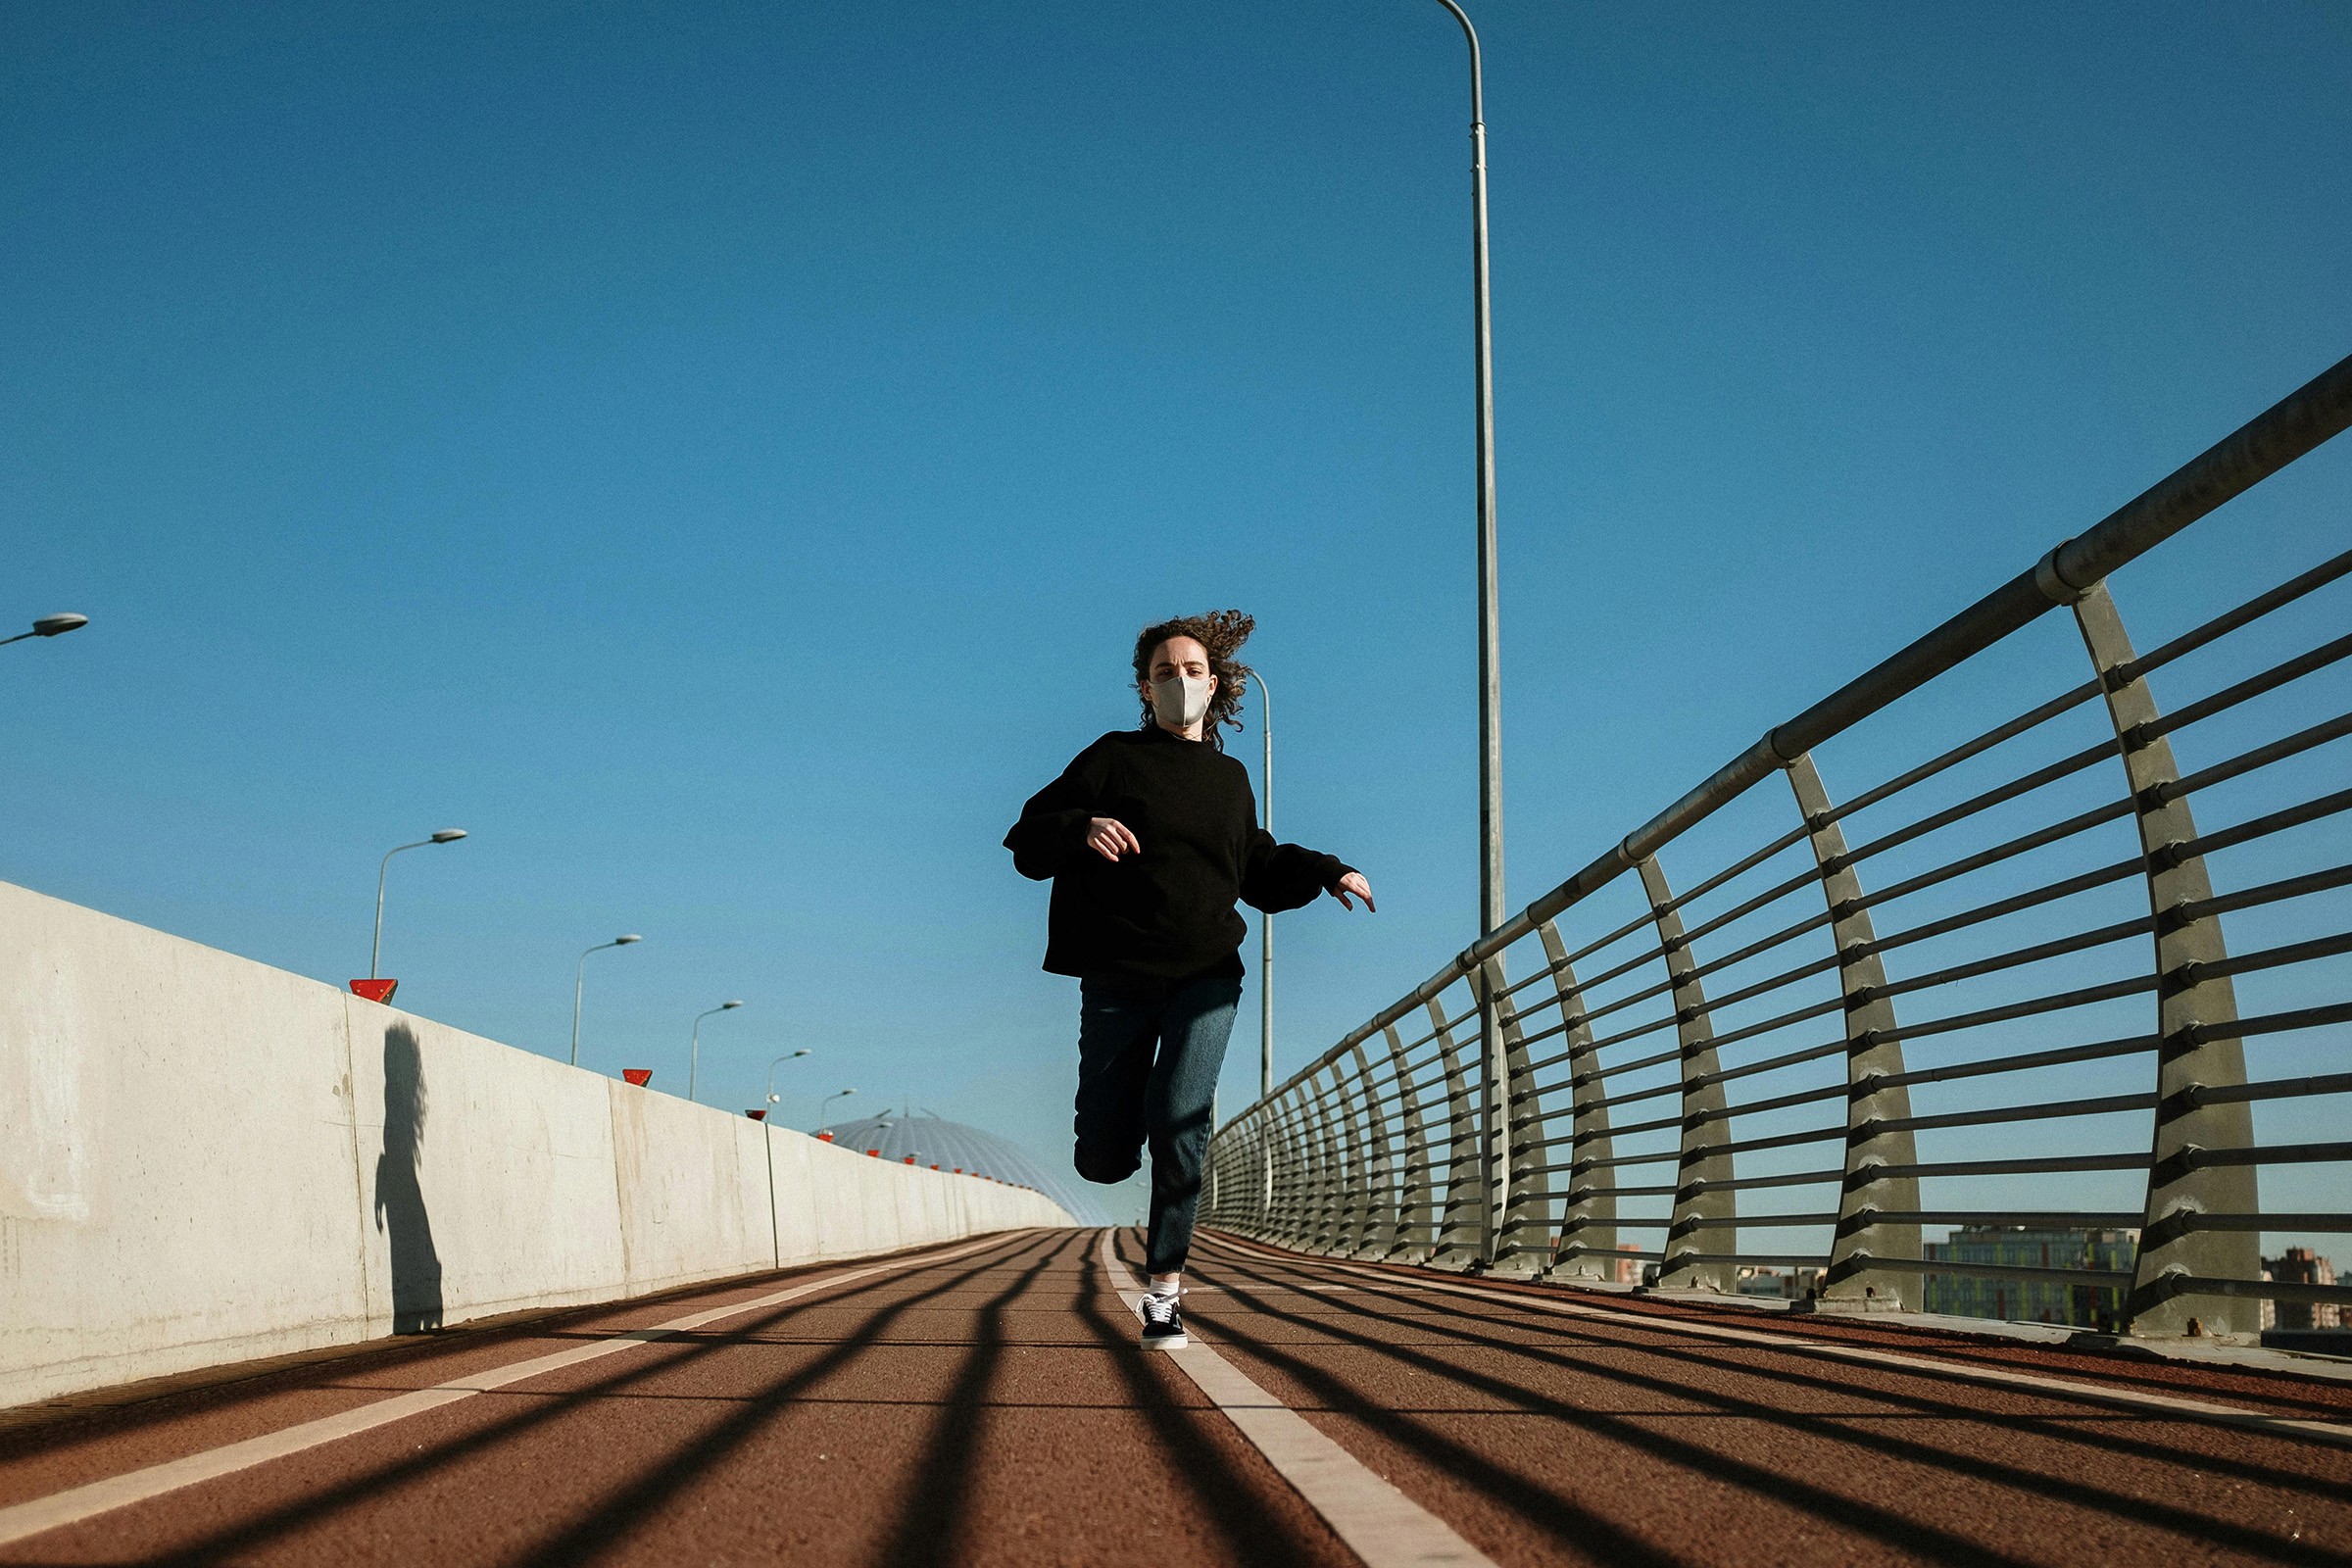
[6,2,2349,1220]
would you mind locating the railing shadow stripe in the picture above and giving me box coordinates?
[1185,1256,2043,1567]
[498,1231,1069,1568]
[868,1234,1080,1568]
[1112,1236,1692,1567]
[122,1234,1043,1567]
[0,1257,912,1468]
[1217,1249,2352,1497]
[1079,1232,1347,1566]
[1195,1251,2335,1567]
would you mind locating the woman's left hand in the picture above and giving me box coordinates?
[1330,871,1376,912]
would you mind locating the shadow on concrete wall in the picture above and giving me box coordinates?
[372,1021,444,1333]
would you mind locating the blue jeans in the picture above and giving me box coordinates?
[1072,973,1241,1274]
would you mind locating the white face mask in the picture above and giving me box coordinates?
[1151,673,1214,730]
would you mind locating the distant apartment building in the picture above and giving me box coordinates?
[2263,1248,2341,1331]
[1553,1241,1644,1284]
[1736,1265,1825,1301]
[1922,1226,2138,1328]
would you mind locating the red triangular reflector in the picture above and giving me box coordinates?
[350,979,399,1004]
[621,1068,653,1087]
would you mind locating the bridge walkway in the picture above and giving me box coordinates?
[1,1227,2347,1565]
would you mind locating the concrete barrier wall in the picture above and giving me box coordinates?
[0,879,1070,1410]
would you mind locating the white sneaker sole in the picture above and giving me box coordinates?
[1143,1333,1188,1351]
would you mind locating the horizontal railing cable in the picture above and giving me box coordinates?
[2117,542,2352,685]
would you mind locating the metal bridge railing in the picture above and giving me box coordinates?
[1204,353,2352,1337]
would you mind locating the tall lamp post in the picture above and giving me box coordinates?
[818,1088,857,1130]
[1430,0,1504,937]
[765,1048,812,1123]
[687,1000,744,1103]
[0,612,89,650]
[1248,669,1276,1099]
[1430,0,1508,1266]
[570,934,642,1066]
[370,830,468,981]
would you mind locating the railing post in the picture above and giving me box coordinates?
[1228,1114,1255,1236]
[1479,954,1552,1277]
[1260,1109,1279,1241]
[1538,919,1619,1282]
[1640,855,1736,1294]
[1473,956,1507,1269]
[1204,1122,1227,1232]
[1284,1092,1320,1250]
[1786,752,1921,1310]
[1309,1071,1351,1254]
[1344,1063,1378,1254]
[1504,998,1555,1276]
[1425,994,1486,1269]
[1286,1076,1321,1250]
[1296,1073,1336,1251]
[1266,1096,1307,1247]
[1257,1109,1277,1238]
[1204,1121,1224,1231]
[1382,1021,1436,1262]
[2071,579,2261,1337]
[1340,1041,1387,1257]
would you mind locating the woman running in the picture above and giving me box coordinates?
[1004,611,1373,1349]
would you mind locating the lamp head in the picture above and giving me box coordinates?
[32,613,88,638]
[429,829,468,844]
[615,934,642,946]
[792,1048,811,1057]
[767,1092,779,1102]
[721,999,744,1010]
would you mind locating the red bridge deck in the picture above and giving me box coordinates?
[2,1228,2346,1566]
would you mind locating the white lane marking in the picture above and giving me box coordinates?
[1097,1231,1495,1568]
[0,1231,1032,1549]
[1198,1234,2352,1451]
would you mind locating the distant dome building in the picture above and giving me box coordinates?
[816,1109,1108,1226]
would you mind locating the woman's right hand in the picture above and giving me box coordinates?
[1086,816,1142,862]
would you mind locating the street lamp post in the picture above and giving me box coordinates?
[370,830,468,981]
[1429,0,1504,936]
[0,613,89,650]
[1429,0,1508,1266]
[570,934,642,1067]
[818,1088,857,1130]
[687,1000,745,1103]
[765,1048,812,1123]
[1249,669,1276,1099]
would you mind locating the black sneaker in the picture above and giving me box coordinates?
[1140,1291,1188,1350]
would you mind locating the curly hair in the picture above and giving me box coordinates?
[1132,611,1255,751]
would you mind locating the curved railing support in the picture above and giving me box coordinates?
[1340,1039,1389,1256]
[1480,953,1552,1276]
[1787,752,1922,1310]
[1382,1021,1437,1262]
[1267,1096,1309,1243]
[1538,918,1619,1282]
[1304,1071,1347,1253]
[1326,1071,1364,1259]
[2071,581,2261,1337]
[1642,855,1736,1294]
[1426,996,1485,1269]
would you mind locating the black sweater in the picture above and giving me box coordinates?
[1004,726,1353,981]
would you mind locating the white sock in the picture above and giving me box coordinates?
[1149,1276,1181,1298]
